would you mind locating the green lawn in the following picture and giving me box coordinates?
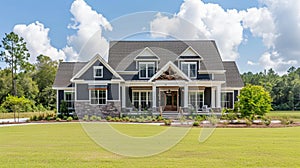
[0,111,55,119]
[0,123,300,167]
[267,111,300,122]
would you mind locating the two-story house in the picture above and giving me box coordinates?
[53,40,244,117]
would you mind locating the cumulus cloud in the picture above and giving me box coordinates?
[150,0,300,74]
[13,0,112,62]
[66,0,112,61]
[259,51,297,73]
[13,21,66,63]
[150,0,244,60]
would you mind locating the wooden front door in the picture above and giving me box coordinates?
[164,91,177,111]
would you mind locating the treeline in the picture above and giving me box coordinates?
[0,55,58,112]
[241,67,300,110]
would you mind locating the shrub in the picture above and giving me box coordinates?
[164,119,171,126]
[195,115,205,122]
[106,116,112,121]
[67,116,73,122]
[96,116,101,121]
[56,117,61,121]
[0,106,7,113]
[157,116,164,121]
[83,115,89,121]
[263,118,271,126]
[245,118,252,126]
[236,84,272,118]
[123,116,130,122]
[46,116,51,121]
[193,121,200,126]
[63,115,68,120]
[90,115,97,121]
[207,115,218,126]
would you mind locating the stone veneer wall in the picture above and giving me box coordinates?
[75,101,121,118]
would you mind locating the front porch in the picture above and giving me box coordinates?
[120,83,223,117]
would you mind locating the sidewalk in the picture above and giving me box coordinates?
[0,118,29,123]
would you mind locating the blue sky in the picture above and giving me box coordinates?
[1,0,299,74]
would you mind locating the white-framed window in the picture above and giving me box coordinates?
[64,91,75,111]
[188,91,204,111]
[93,66,103,78]
[221,92,234,109]
[132,90,152,110]
[90,90,107,105]
[181,62,197,78]
[139,62,155,79]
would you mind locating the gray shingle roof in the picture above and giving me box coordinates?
[223,61,244,88]
[53,62,86,88]
[108,40,225,71]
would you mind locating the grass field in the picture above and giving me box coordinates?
[0,123,300,167]
[0,111,55,119]
[267,111,300,122]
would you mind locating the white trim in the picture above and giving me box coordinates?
[149,61,191,82]
[52,87,74,90]
[139,62,155,79]
[180,62,197,79]
[134,47,160,61]
[117,71,138,74]
[70,54,124,82]
[198,70,226,74]
[222,87,243,91]
[93,66,103,78]
[177,46,202,60]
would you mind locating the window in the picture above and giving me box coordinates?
[139,62,155,78]
[189,91,204,111]
[64,92,74,111]
[181,62,197,78]
[91,90,106,105]
[221,92,234,108]
[93,66,103,78]
[132,91,152,110]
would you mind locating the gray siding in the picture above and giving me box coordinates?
[78,60,114,80]
[77,84,89,100]
[108,83,119,100]
[204,87,211,107]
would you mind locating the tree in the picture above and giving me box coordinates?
[32,55,58,109]
[0,32,30,96]
[236,84,272,118]
[1,95,33,122]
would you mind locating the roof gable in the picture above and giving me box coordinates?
[177,46,202,60]
[149,61,191,82]
[70,54,124,82]
[134,47,160,60]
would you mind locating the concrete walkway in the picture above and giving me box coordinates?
[0,118,29,123]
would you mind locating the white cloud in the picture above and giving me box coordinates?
[150,0,244,60]
[259,51,297,74]
[247,61,259,66]
[66,0,112,61]
[13,0,112,62]
[244,0,300,73]
[241,7,277,49]
[13,21,66,62]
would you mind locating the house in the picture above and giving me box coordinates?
[52,40,244,118]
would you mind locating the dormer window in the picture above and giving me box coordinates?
[181,62,197,78]
[139,62,155,79]
[93,66,103,78]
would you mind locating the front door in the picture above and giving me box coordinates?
[164,91,177,111]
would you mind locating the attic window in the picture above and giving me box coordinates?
[93,66,103,78]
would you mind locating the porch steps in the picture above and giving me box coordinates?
[162,111,181,119]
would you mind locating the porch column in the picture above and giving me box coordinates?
[216,85,221,108]
[184,84,188,108]
[121,85,126,108]
[211,87,216,108]
[152,85,156,108]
